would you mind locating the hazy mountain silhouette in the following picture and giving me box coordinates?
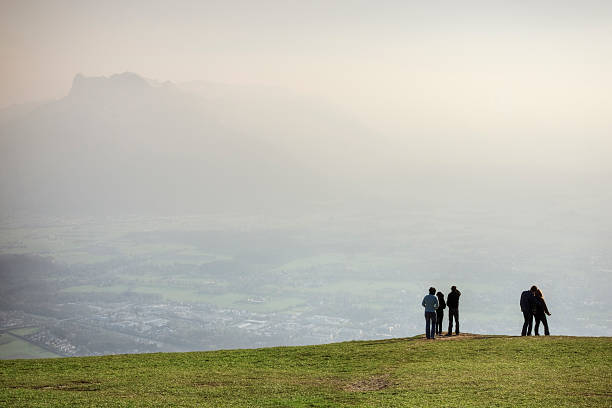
[0,72,380,215]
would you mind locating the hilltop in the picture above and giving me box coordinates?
[1,334,610,407]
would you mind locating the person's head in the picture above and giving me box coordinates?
[530,285,538,292]
[436,291,444,298]
[451,285,457,292]
[429,287,436,295]
[535,289,543,298]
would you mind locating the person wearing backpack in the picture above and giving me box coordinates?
[435,291,446,336]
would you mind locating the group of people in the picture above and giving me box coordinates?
[520,285,552,336]
[421,284,552,339]
[421,285,461,339]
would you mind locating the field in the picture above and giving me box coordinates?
[1,335,610,407]
[0,332,58,360]
[2,213,611,341]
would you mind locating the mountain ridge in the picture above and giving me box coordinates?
[0,72,364,214]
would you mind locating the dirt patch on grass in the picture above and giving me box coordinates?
[193,381,224,387]
[422,333,493,341]
[344,374,391,392]
[580,392,612,397]
[19,380,100,392]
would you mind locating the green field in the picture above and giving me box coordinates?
[61,285,308,313]
[8,327,40,336]
[1,335,610,407]
[0,333,58,360]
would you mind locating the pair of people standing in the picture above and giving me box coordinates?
[422,286,461,339]
[520,285,551,336]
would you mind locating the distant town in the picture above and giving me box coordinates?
[0,211,609,359]
[0,284,405,358]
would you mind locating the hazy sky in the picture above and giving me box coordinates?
[1,0,611,172]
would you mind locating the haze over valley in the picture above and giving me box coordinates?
[1,1,611,359]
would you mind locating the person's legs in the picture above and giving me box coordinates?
[432,312,437,338]
[541,315,550,335]
[430,312,437,339]
[522,311,533,336]
[425,312,437,339]
[534,316,541,336]
[454,308,460,334]
[436,310,444,335]
[448,308,459,335]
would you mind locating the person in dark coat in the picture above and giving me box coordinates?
[446,286,461,336]
[435,291,446,336]
[534,289,551,336]
[520,285,538,336]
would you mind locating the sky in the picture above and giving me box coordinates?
[1,0,611,173]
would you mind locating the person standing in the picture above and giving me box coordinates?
[422,287,439,339]
[534,289,551,336]
[446,286,461,336]
[435,291,446,336]
[520,286,538,336]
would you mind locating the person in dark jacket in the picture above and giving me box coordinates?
[446,286,461,336]
[534,288,551,336]
[520,285,538,336]
[435,291,446,336]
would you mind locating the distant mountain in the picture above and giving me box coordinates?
[0,100,48,126]
[175,80,381,178]
[0,72,379,215]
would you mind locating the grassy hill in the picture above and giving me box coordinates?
[1,334,610,407]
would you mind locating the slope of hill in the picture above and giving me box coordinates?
[1,335,610,407]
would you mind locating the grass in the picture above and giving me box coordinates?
[61,285,307,313]
[8,327,40,336]
[1,334,610,407]
[0,334,59,360]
